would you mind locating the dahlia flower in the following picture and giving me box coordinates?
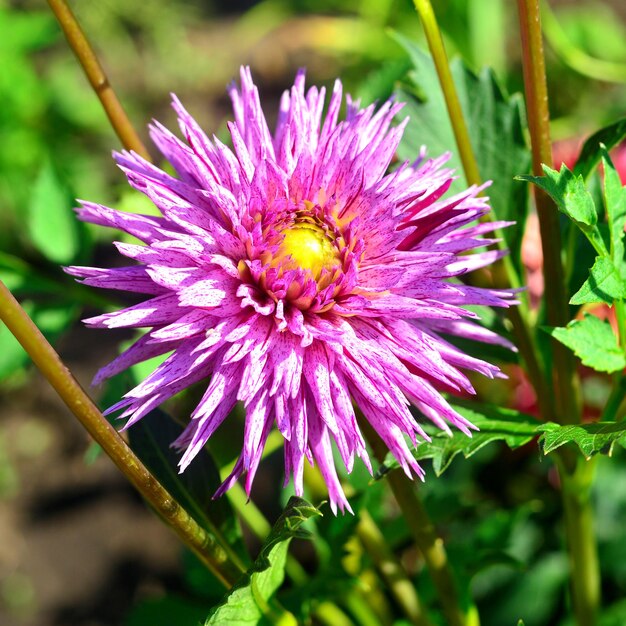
[68,67,516,513]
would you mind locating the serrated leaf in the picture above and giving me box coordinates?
[205,497,320,626]
[377,403,540,477]
[574,118,626,179]
[394,36,530,265]
[570,256,626,304]
[538,421,626,457]
[127,408,249,565]
[548,314,626,373]
[601,146,626,278]
[27,162,79,263]
[518,165,609,257]
[520,165,596,225]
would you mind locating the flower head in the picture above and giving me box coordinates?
[68,67,516,513]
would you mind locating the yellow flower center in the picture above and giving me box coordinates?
[277,224,339,278]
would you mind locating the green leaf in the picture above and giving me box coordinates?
[127,408,249,565]
[547,314,626,373]
[205,497,320,626]
[377,403,540,477]
[569,256,626,304]
[518,164,609,257]
[598,599,626,626]
[601,146,626,277]
[538,421,626,457]
[574,118,626,179]
[394,37,530,264]
[27,161,79,263]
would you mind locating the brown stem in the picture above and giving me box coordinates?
[47,0,152,160]
[516,0,580,424]
[0,280,243,587]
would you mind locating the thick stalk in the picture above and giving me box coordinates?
[411,0,553,422]
[362,421,467,626]
[0,280,244,587]
[516,0,580,425]
[557,456,601,626]
[47,0,151,160]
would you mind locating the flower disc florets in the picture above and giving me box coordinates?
[68,67,517,513]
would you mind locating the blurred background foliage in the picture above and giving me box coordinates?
[1,0,626,625]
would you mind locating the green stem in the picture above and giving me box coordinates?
[362,421,468,626]
[0,279,244,587]
[412,0,481,188]
[600,374,626,422]
[47,0,152,160]
[516,0,581,425]
[556,455,601,626]
[615,300,626,354]
[411,0,553,423]
[357,510,434,626]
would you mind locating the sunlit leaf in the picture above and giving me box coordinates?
[601,146,626,278]
[569,256,626,304]
[547,314,626,373]
[539,421,626,457]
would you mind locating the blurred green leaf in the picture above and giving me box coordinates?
[283,494,365,622]
[599,600,626,626]
[378,402,540,477]
[205,497,320,626]
[547,314,625,373]
[538,421,626,457]
[569,256,626,304]
[574,118,626,179]
[0,301,77,383]
[395,36,530,265]
[27,161,79,264]
[125,594,210,626]
[480,553,568,626]
[0,9,57,54]
[128,408,249,564]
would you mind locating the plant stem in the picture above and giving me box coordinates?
[357,510,434,626]
[600,374,626,422]
[516,0,580,425]
[412,0,480,188]
[0,279,244,587]
[411,0,553,423]
[362,421,467,626]
[46,0,151,160]
[557,455,601,626]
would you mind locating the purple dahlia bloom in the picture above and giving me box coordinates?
[68,67,516,513]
